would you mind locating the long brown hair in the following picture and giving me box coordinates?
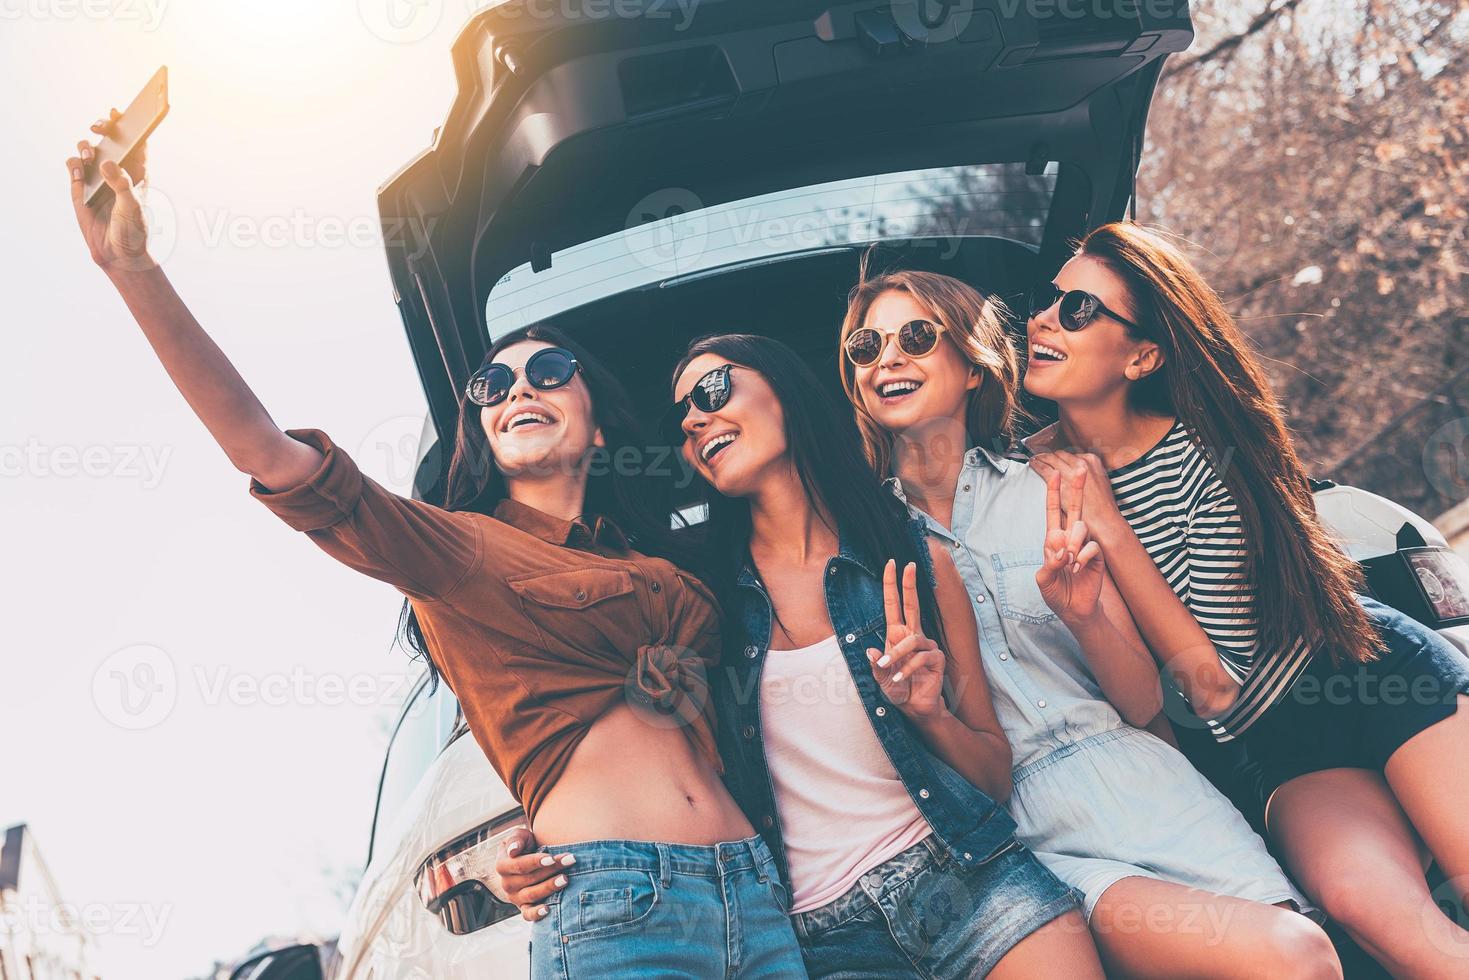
[839,265,1024,475]
[1078,222,1379,665]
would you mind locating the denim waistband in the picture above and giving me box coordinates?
[790,835,946,939]
[544,834,775,883]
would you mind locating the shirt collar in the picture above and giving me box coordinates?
[493,497,630,552]
[882,442,1012,505]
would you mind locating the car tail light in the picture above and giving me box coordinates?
[415,811,526,936]
[1363,540,1469,630]
[1405,548,1469,624]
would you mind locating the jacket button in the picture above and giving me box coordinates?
[762,815,774,829]
[962,484,971,492]
[999,652,1009,661]
[744,645,758,659]
[650,581,661,593]
[975,594,985,604]
[828,567,837,576]
[844,633,856,644]
[919,788,930,799]
[742,725,755,739]
[875,706,887,718]
[964,852,973,860]
[1037,699,1047,708]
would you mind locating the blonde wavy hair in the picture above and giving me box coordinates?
[838,267,1023,477]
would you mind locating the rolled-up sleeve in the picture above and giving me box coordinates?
[249,428,481,601]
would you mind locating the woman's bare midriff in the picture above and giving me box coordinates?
[533,703,754,848]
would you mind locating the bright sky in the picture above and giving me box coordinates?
[1,2,476,977]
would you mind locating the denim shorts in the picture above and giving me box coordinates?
[529,835,807,979]
[1221,595,1469,830]
[790,834,1080,979]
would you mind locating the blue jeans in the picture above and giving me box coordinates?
[791,836,1080,979]
[529,835,808,979]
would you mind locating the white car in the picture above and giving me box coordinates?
[228,1,1468,977]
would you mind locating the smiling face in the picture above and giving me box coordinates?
[672,354,789,499]
[481,340,603,479]
[849,289,979,436]
[1023,255,1162,405]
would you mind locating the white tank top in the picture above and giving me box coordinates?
[759,634,932,913]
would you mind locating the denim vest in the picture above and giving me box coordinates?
[712,520,1018,890]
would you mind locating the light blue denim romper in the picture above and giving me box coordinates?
[891,446,1307,919]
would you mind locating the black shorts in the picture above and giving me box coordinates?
[1174,595,1469,834]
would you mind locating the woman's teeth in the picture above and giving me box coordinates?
[701,433,737,461]
[1031,343,1068,362]
[878,380,923,398]
[505,410,555,430]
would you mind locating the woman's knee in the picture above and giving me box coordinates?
[1254,912,1342,980]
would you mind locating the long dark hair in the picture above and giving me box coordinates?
[672,333,938,637]
[400,323,685,684]
[1078,222,1379,666]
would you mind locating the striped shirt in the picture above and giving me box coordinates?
[1107,420,1316,738]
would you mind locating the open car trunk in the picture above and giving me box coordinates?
[376,0,1194,498]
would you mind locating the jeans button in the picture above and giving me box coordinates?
[844,633,856,644]
[744,645,758,659]
[919,788,930,799]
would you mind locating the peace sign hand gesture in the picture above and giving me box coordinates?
[1035,465,1105,621]
[866,560,948,722]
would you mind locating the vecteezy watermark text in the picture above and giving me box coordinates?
[2,440,172,489]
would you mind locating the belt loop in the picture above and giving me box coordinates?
[746,837,767,882]
[655,842,672,887]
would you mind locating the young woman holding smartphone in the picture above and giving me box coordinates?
[65,116,805,980]
[1021,221,1469,977]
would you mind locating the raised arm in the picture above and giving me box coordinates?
[67,115,481,604]
[67,112,320,490]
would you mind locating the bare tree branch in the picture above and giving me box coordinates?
[1164,0,1308,75]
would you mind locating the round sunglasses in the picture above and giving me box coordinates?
[464,346,580,407]
[843,319,945,367]
[664,363,734,443]
[1027,281,1141,332]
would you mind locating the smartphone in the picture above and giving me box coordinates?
[84,66,169,208]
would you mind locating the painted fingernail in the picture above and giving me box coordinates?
[892,671,904,683]
[507,840,522,855]
[559,855,576,866]
[72,168,81,180]
[540,855,556,867]
[538,907,549,918]
[554,875,568,888]
[876,655,890,668]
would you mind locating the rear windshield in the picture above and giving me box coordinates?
[485,162,1059,335]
